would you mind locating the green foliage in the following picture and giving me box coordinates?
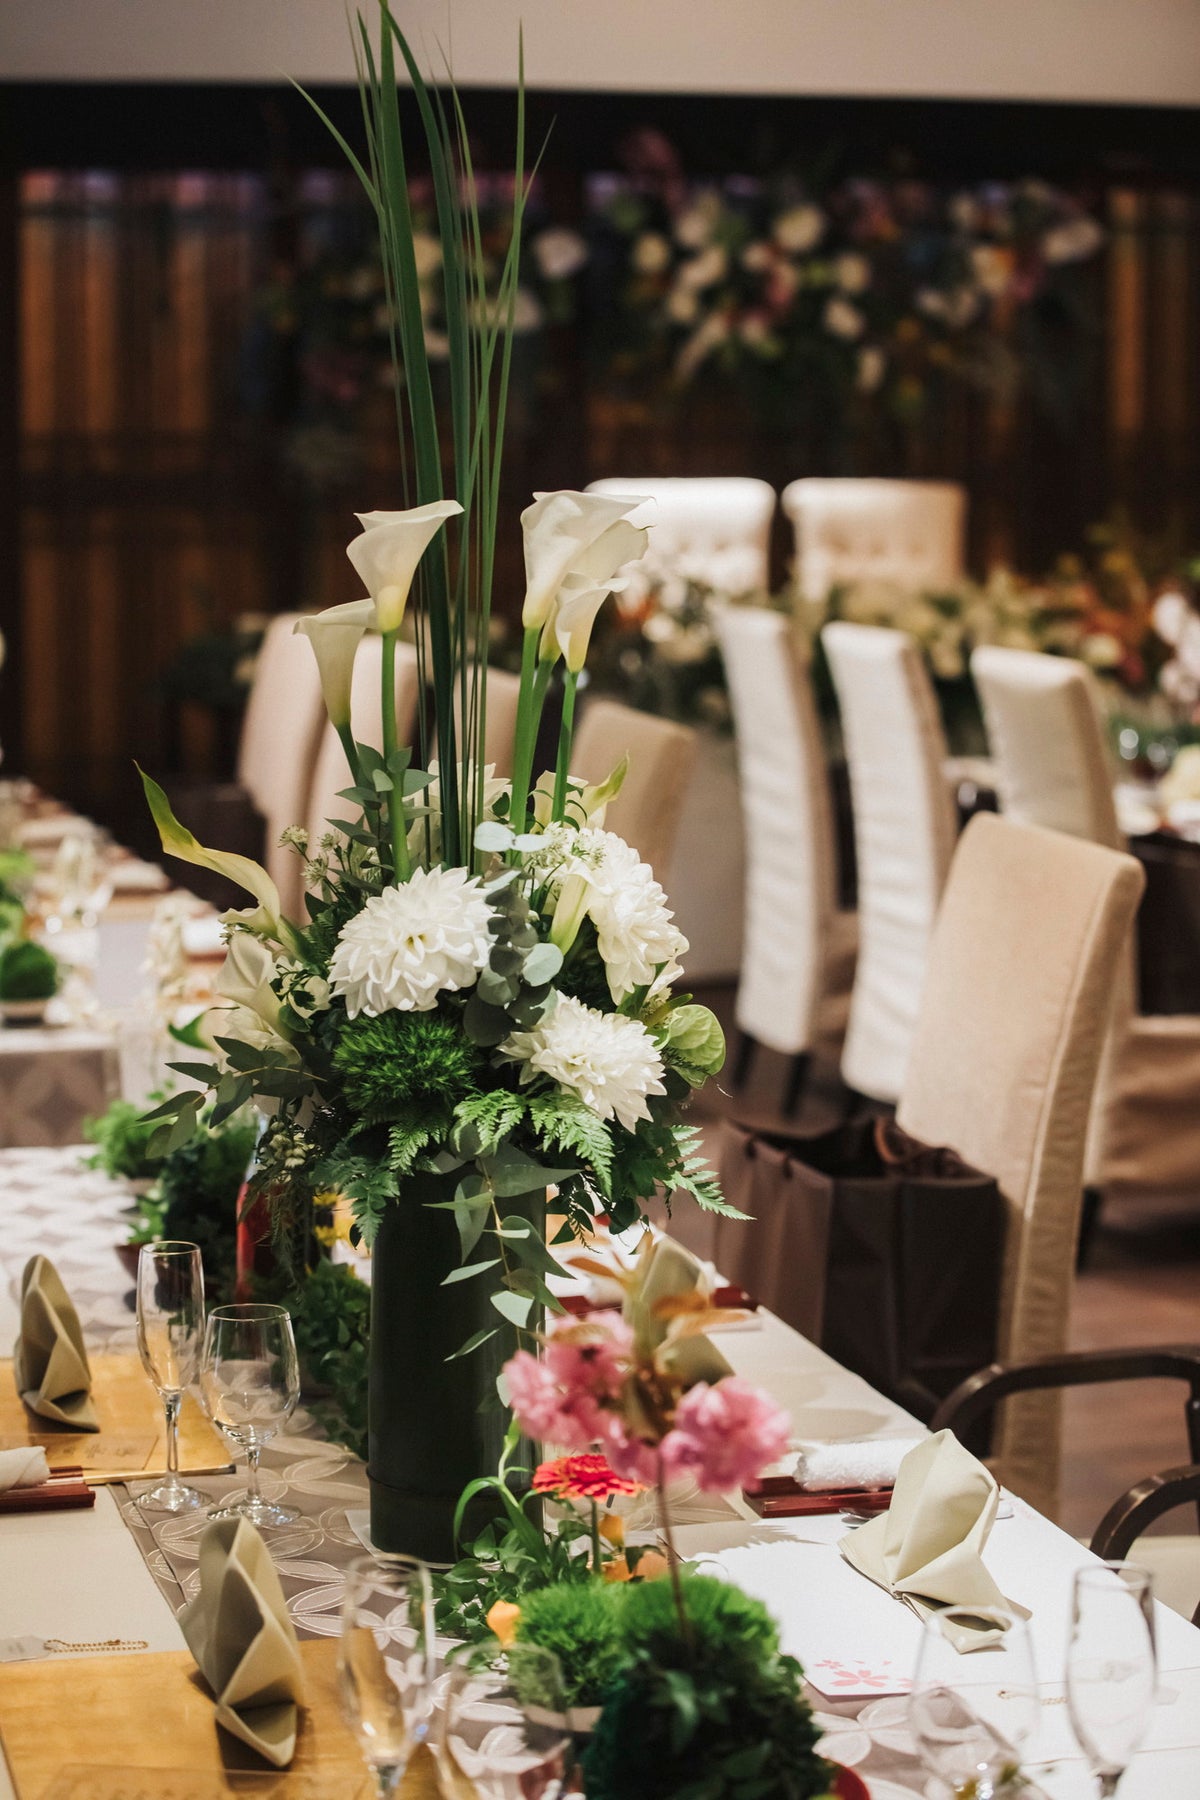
[314,1148,400,1248]
[286,1257,370,1459]
[514,1581,628,1708]
[583,1575,834,1800]
[655,1003,727,1086]
[526,1091,614,1198]
[0,939,58,1001]
[332,1009,484,1123]
[432,1472,598,1642]
[451,1088,528,1159]
[157,1113,259,1304]
[83,1097,165,1183]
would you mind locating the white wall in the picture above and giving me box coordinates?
[2,0,1200,103]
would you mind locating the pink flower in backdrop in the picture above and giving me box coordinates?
[662,1376,791,1492]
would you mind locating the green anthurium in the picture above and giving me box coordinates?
[656,1003,727,1078]
[138,766,299,952]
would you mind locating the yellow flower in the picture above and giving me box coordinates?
[486,1600,522,1646]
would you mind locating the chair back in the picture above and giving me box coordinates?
[898,812,1145,1515]
[783,478,965,605]
[585,477,775,593]
[971,645,1122,849]
[822,620,958,1102]
[454,665,523,779]
[306,636,421,852]
[716,607,838,1055]
[570,697,693,881]
[237,613,329,914]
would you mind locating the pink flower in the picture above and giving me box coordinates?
[661,1377,790,1493]
[600,1417,661,1488]
[543,1316,632,1402]
[504,1318,635,1451]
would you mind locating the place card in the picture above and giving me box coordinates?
[0,1354,231,1484]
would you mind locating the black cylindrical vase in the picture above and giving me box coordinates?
[367,1171,511,1562]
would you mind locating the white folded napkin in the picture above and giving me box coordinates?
[839,1430,1013,1650]
[796,1437,925,1492]
[0,1447,50,1491]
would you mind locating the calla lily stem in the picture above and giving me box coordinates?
[336,723,363,793]
[551,669,579,823]
[380,629,410,882]
[508,626,542,838]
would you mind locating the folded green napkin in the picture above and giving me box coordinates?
[624,1236,732,1387]
[180,1517,306,1767]
[839,1430,1014,1650]
[13,1255,99,1431]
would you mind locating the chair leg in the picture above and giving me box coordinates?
[1076,1187,1103,1270]
[782,1052,810,1118]
[731,1031,757,1091]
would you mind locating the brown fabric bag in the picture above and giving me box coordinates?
[715,1117,1005,1441]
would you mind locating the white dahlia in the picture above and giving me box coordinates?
[327,867,493,1018]
[502,995,667,1132]
[530,826,688,1004]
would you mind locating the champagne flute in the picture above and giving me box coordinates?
[908,1605,1039,1800]
[199,1302,300,1527]
[338,1553,435,1796]
[135,1240,205,1514]
[437,1643,578,1800]
[1066,1563,1157,1796]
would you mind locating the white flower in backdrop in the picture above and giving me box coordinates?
[531,226,587,281]
[502,994,667,1130]
[834,251,872,294]
[328,867,493,1017]
[823,296,866,341]
[772,203,825,254]
[856,345,886,392]
[632,231,672,276]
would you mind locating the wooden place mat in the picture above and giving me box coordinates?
[0,1355,232,1485]
[0,1638,444,1798]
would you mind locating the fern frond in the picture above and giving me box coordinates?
[452,1089,527,1158]
[527,1091,614,1196]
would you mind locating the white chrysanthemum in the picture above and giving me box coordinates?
[503,995,667,1131]
[328,867,493,1018]
[528,826,688,1003]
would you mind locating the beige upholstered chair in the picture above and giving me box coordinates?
[238,613,329,916]
[716,606,855,1111]
[585,477,775,592]
[899,813,1145,1517]
[821,621,958,1104]
[972,643,1200,1199]
[454,666,523,779]
[305,636,421,852]
[782,478,966,606]
[570,697,693,882]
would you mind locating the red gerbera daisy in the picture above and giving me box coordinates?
[532,1453,644,1502]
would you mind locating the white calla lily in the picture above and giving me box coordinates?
[139,768,296,951]
[520,490,648,631]
[347,499,463,633]
[554,573,631,673]
[294,600,374,728]
[215,931,285,1033]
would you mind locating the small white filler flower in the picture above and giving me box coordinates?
[328,866,493,1017]
[502,994,667,1131]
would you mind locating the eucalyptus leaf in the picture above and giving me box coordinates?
[474,820,513,852]
[521,942,563,985]
[442,1257,502,1285]
[490,1288,533,1328]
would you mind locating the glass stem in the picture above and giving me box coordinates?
[1099,1776,1121,1798]
[163,1391,181,1486]
[246,1441,263,1506]
[373,1765,402,1796]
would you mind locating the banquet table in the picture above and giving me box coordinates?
[2,1148,1199,1798]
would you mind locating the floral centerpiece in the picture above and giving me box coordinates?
[433,1241,839,1800]
[138,3,733,1561]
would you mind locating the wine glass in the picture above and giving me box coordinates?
[437,1644,578,1800]
[908,1605,1039,1800]
[199,1302,300,1527]
[1066,1562,1157,1796]
[135,1240,206,1514]
[338,1553,436,1796]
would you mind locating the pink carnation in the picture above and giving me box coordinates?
[661,1376,790,1493]
[504,1318,635,1452]
[543,1316,632,1401]
[600,1417,661,1489]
